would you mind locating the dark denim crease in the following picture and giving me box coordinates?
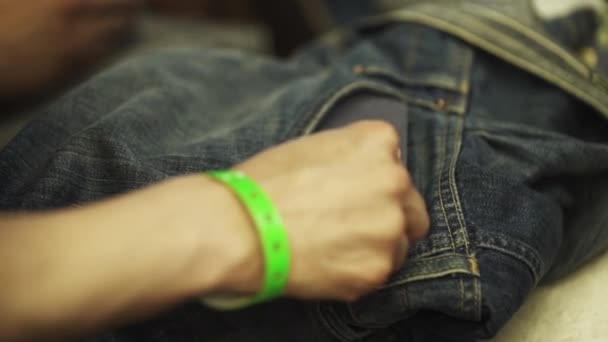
[1,1,608,341]
[544,9,600,52]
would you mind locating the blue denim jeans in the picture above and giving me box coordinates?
[2,2,608,342]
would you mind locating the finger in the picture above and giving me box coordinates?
[393,236,409,270]
[396,147,403,163]
[373,122,400,159]
[349,120,401,153]
[403,189,430,242]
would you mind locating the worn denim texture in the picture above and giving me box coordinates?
[2,1,608,341]
[544,8,600,51]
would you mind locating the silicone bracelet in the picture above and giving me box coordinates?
[201,171,290,309]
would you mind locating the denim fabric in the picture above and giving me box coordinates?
[2,2,608,342]
[317,94,408,131]
[323,0,378,26]
[544,8,600,51]
[314,0,608,118]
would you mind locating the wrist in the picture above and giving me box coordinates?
[182,174,264,296]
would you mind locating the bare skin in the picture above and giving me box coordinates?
[0,0,141,100]
[0,121,429,342]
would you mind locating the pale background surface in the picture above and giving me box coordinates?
[489,253,608,342]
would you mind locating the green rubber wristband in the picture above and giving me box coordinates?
[201,171,290,309]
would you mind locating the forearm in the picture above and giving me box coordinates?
[0,175,260,341]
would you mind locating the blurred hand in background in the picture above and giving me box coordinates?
[147,0,255,19]
[0,0,142,100]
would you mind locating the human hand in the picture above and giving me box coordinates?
[0,0,142,99]
[225,121,430,301]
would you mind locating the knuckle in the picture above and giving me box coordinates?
[417,211,431,233]
[423,215,431,233]
[358,121,400,146]
[387,166,412,193]
[378,124,400,147]
[368,260,393,286]
[410,217,431,242]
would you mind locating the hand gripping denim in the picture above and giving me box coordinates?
[2,3,608,342]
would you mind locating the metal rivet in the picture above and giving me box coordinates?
[581,47,599,68]
[353,64,366,74]
[436,98,447,110]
